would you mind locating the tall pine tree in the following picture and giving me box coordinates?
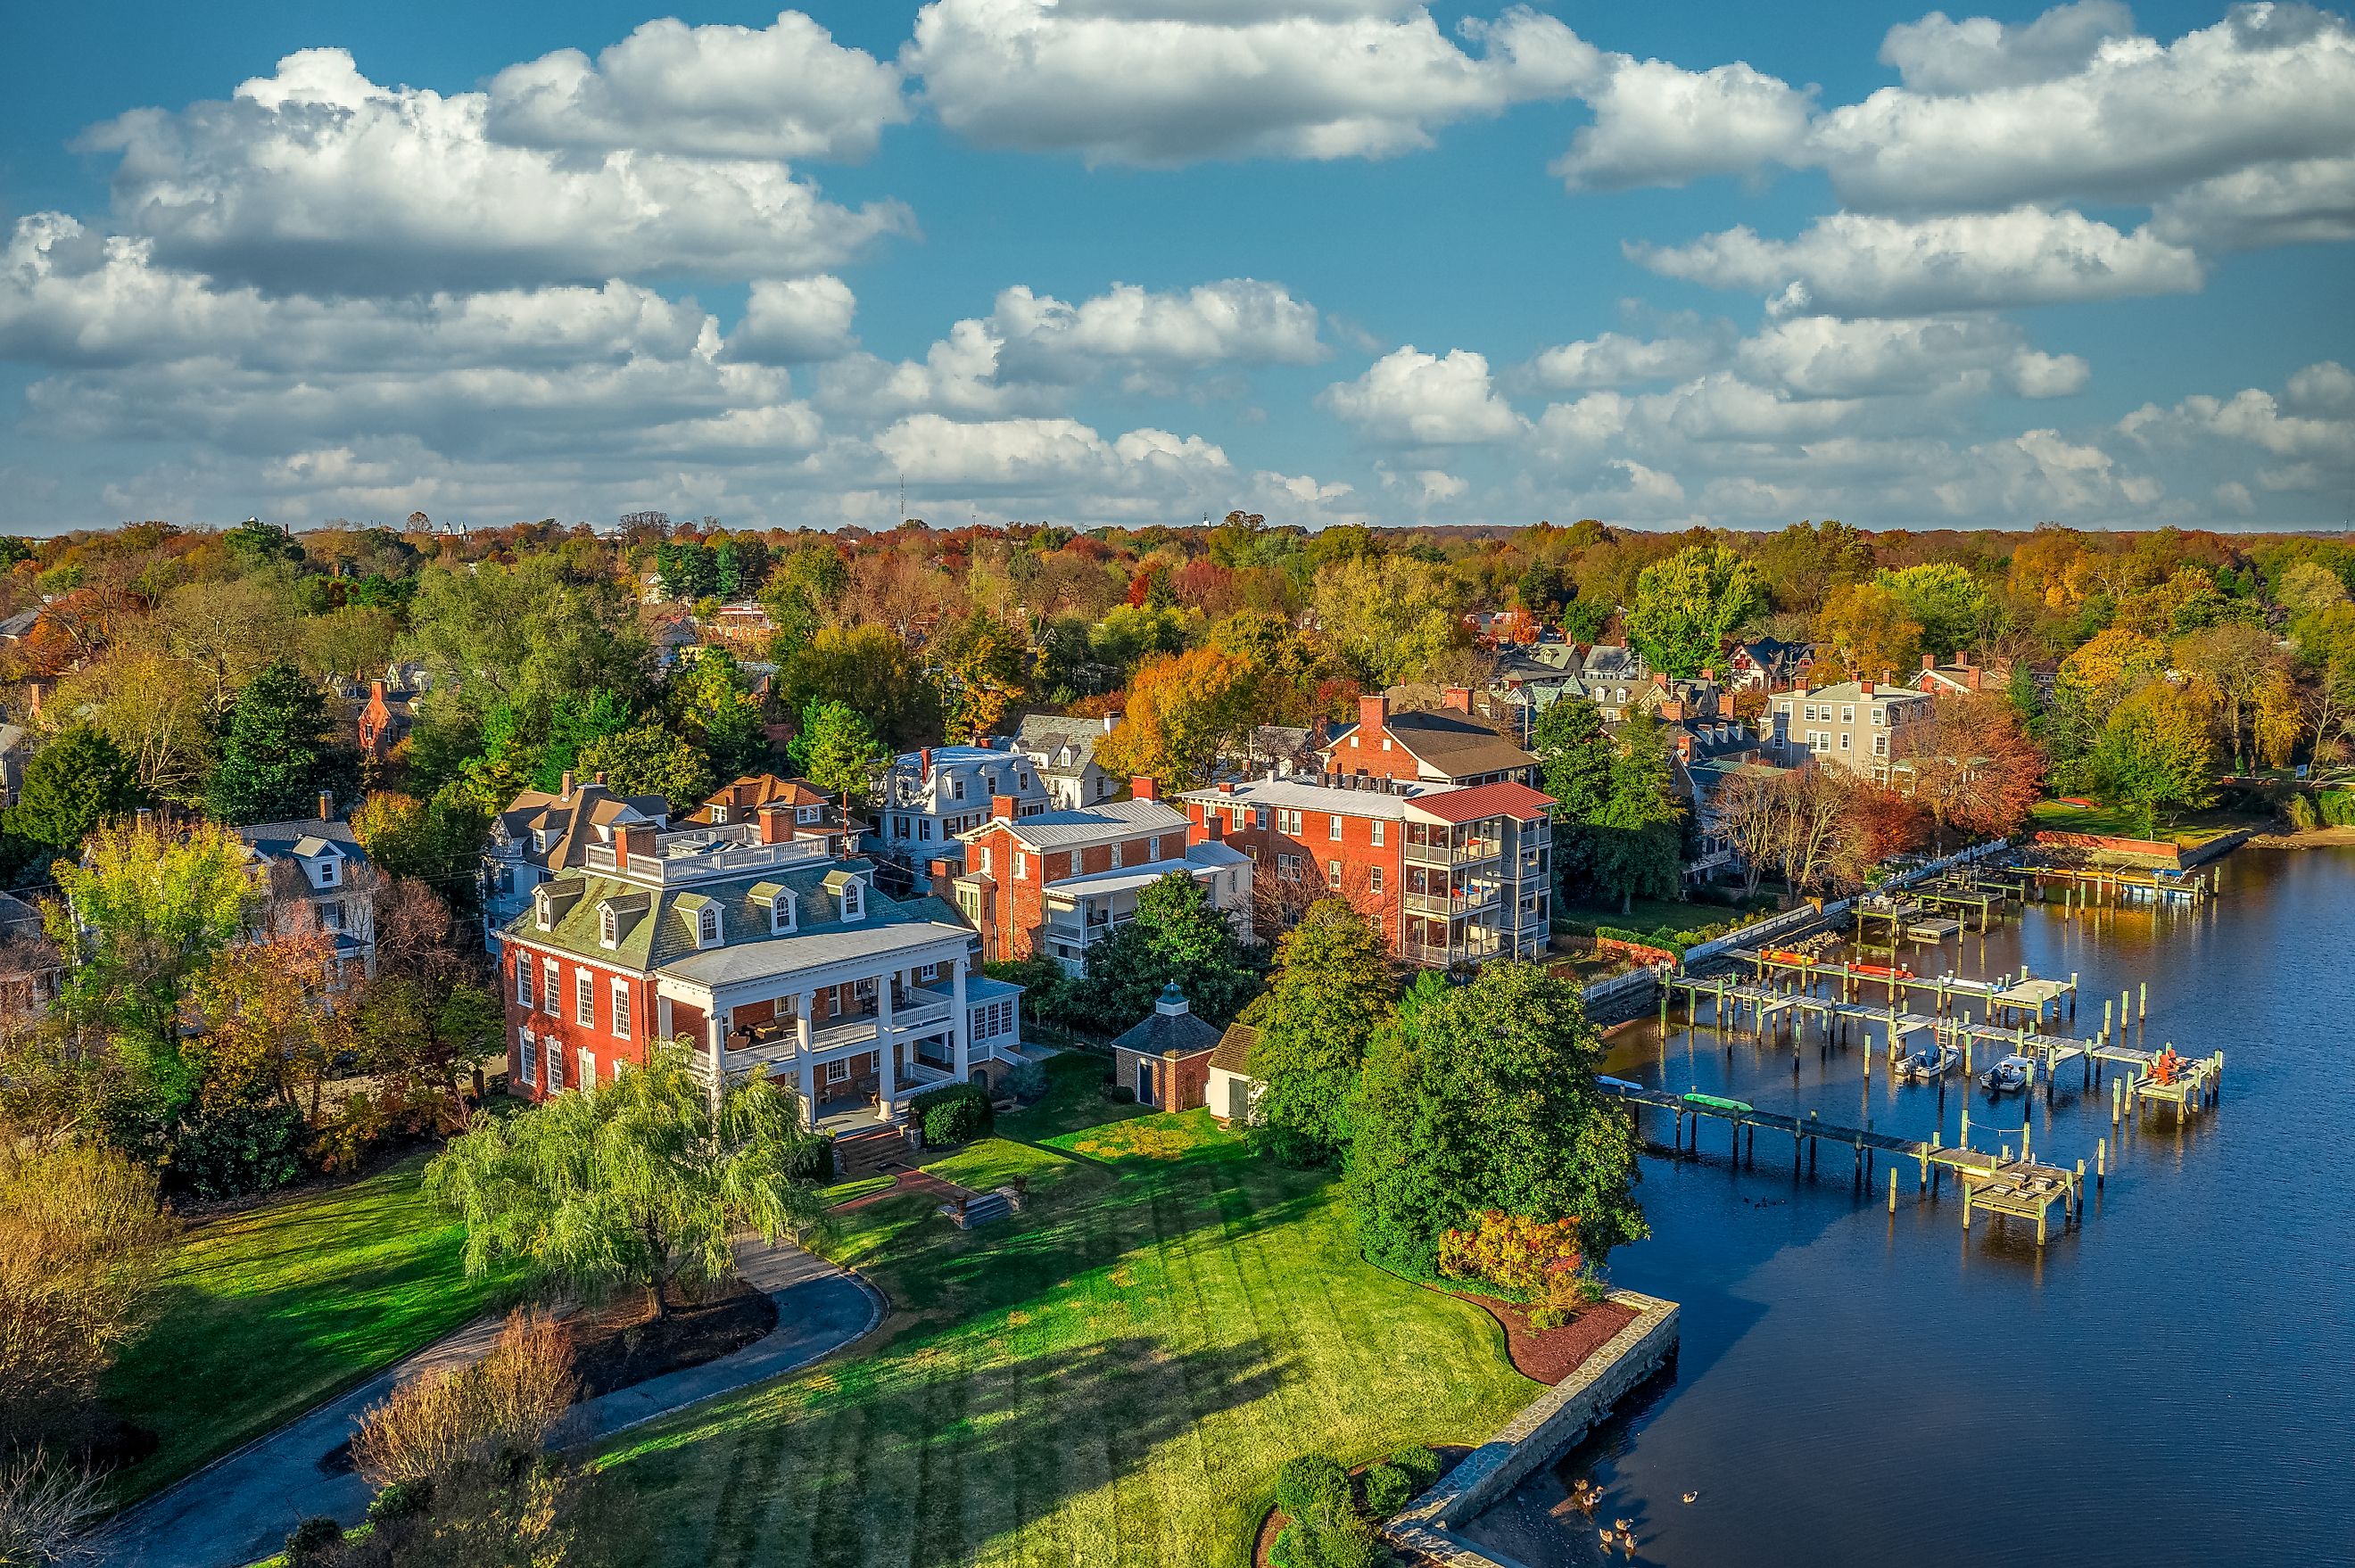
[207,661,354,824]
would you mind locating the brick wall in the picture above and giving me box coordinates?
[503,940,655,1099]
[1186,796,1405,949]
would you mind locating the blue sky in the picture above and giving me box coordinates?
[1,0,2350,534]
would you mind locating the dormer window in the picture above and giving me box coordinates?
[840,878,865,922]
[711,805,731,823]
[535,890,554,930]
[773,892,796,935]
[533,828,555,854]
[698,905,720,945]
[317,857,339,887]
[599,905,617,947]
[953,779,966,800]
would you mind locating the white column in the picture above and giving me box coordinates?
[876,970,897,1123]
[704,1011,726,1113]
[952,953,971,1081]
[794,990,815,1130]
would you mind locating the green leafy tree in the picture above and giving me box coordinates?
[3,724,142,858]
[776,624,940,749]
[669,648,770,780]
[222,518,304,574]
[1348,961,1645,1280]
[1624,545,1765,677]
[1874,563,1997,657]
[575,721,713,812]
[1077,872,1261,1033]
[760,544,849,648]
[2089,683,2219,831]
[1589,717,1685,913]
[425,1047,828,1319]
[1529,698,1612,892]
[785,698,889,798]
[46,819,260,1148]
[532,689,632,792]
[1249,901,1397,1167]
[930,611,1029,742]
[206,661,356,824]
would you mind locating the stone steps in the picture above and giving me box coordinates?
[834,1126,917,1180]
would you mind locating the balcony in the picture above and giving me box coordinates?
[1403,836,1504,869]
[583,831,829,885]
[1402,885,1502,918]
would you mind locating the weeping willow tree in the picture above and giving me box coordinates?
[425,1048,830,1318]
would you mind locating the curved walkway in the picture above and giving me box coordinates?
[97,1244,883,1568]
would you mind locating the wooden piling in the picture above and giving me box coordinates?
[2096,1137,2105,1187]
[1888,1168,1898,1212]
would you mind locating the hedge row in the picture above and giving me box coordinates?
[909,1081,992,1146]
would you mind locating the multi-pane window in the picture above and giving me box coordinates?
[611,978,632,1039]
[1370,820,1385,846]
[1326,860,1343,889]
[516,952,533,1006]
[541,961,560,1013]
[1369,867,1385,895]
[577,1048,595,1091]
[1328,815,1343,841]
[575,970,594,1026]
[1278,807,1303,835]
[517,1031,537,1085]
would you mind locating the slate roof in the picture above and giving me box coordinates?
[235,819,366,864]
[492,784,669,866]
[1015,714,1110,780]
[508,854,970,987]
[1111,986,1224,1059]
[687,773,838,825]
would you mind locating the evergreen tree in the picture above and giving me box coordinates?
[1348,961,1645,1279]
[785,698,888,798]
[1248,901,1396,1167]
[1530,698,1613,894]
[533,689,633,792]
[1078,872,1260,1033]
[1589,716,1684,914]
[576,721,713,812]
[670,649,770,780]
[206,661,355,824]
[4,723,142,855]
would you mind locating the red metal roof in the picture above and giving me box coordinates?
[1406,780,1555,823]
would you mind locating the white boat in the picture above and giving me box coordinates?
[1902,1044,1961,1081]
[1979,1054,2032,1094]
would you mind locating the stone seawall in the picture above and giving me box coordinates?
[1384,1291,1680,1568]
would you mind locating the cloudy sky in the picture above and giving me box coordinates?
[2,0,2351,534]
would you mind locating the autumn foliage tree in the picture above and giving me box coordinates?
[1894,693,2047,850]
[1097,646,1258,789]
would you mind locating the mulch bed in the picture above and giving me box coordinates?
[1455,1293,1640,1386]
[566,1278,778,1400]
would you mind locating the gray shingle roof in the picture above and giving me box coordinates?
[965,797,1187,850]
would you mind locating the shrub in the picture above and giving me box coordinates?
[350,1309,575,1489]
[1273,1453,1352,1530]
[1439,1209,1595,1326]
[0,1453,100,1568]
[0,1142,175,1451]
[2286,792,2319,830]
[909,1082,991,1146]
[1101,1082,1136,1104]
[2321,788,2355,828]
[171,1094,307,1200]
[1389,1445,1442,1487]
[285,1515,347,1568]
[1360,1461,1413,1516]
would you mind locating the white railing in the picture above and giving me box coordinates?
[583,835,828,884]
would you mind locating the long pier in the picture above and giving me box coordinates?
[1598,1080,2092,1245]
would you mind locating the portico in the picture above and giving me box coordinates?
[657,926,974,1129]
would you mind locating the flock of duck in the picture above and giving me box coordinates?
[1566,1478,1699,1556]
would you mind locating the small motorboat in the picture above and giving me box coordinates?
[1980,1054,2032,1094]
[1902,1044,1961,1081]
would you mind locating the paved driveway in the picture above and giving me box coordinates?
[98,1245,880,1568]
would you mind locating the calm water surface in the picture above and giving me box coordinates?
[1465,846,2355,1568]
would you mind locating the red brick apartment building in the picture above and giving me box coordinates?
[1178,773,1554,968]
[940,779,1254,975]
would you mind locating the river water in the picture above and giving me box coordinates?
[1464,846,2355,1568]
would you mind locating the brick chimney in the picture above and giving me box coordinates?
[991,793,1016,822]
[1442,686,1471,714]
[1860,680,1877,697]
[592,772,607,788]
[1218,780,1236,795]
[1657,699,1685,722]
[1103,710,1121,733]
[369,677,388,702]
[618,822,657,859]
[756,801,791,844]
[318,788,334,821]
[1357,692,1387,741]
[560,770,576,798]
[920,747,932,773]
[1131,775,1158,801]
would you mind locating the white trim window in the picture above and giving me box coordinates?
[599,906,618,948]
[575,970,594,1026]
[578,1047,596,1092]
[1014,851,1029,879]
[1328,815,1343,841]
[698,905,721,945]
[1326,860,1343,889]
[517,1030,537,1085]
[1369,820,1385,846]
[825,1058,851,1085]
[1369,867,1385,895]
[541,961,560,1014]
[611,978,632,1040]
[841,879,866,921]
[516,952,534,1006]
[770,891,796,935]
[545,1043,564,1092]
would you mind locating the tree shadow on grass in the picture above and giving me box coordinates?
[623,1332,1287,1568]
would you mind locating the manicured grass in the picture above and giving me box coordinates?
[1556,891,1772,939]
[102,1154,517,1505]
[994,1050,1148,1142]
[822,1174,899,1207]
[596,1112,1536,1568]
[2029,797,2260,846]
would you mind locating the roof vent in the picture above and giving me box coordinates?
[1154,982,1190,1018]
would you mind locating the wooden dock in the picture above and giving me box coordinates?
[1598,1080,2090,1245]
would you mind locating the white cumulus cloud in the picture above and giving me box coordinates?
[486,11,909,162]
[1321,346,1526,444]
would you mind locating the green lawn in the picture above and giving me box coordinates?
[595,1113,1536,1568]
[994,1050,1148,1143]
[1555,891,1774,940]
[102,1154,516,1505]
[2029,797,2261,847]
